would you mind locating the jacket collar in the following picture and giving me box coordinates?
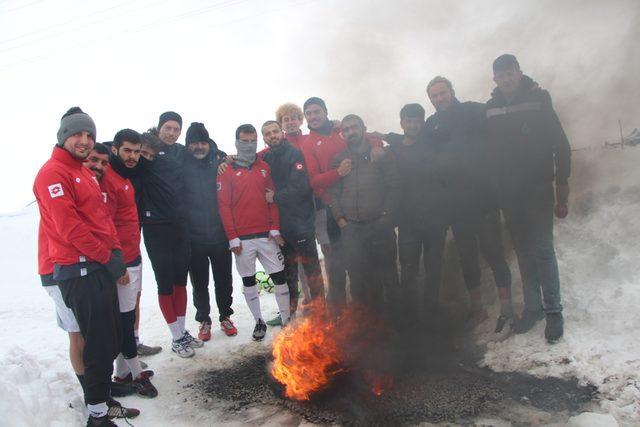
[308,119,334,136]
[490,75,538,106]
[51,146,84,169]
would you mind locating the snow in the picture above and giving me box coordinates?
[1,148,639,426]
[480,148,640,426]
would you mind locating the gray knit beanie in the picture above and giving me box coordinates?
[56,107,96,146]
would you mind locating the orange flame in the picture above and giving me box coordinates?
[271,300,346,400]
[367,372,394,396]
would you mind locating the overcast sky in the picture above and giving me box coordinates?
[0,0,638,213]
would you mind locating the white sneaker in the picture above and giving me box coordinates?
[182,330,204,348]
[171,337,195,358]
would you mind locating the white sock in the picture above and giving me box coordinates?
[124,356,143,380]
[177,316,186,333]
[243,285,262,322]
[275,284,291,324]
[87,402,108,418]
[168,321,183,341]
[115,353,129,379]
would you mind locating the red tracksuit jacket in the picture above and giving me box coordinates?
[101,165,141,264]
[216,158,280,241]
[299,129,346,203]
[37,222,53,276]
[33,147,120,266]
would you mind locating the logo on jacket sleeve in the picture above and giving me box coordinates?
[216,182,222,191]
[48,183,64,198]
[260,169,266,177]
[102,192,108,203]
[295,162,304,171]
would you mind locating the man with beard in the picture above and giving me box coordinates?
[485,54,571,343]
[139,124,202,358]
[328,115,401,311]
[421,76,512,328]
[300,97,352,312]
[261,120,325,325]
[183,122,237,341]
[83,141,158,398]
[33,107,135,426]
[217,124,290,340]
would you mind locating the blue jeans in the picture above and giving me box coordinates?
[502,184,562,314]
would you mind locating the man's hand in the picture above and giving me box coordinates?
[368,131,385,140]
[371,146,385,162]
[224,155,236,164]
[555,183,570,219]
[265,188,275,203]
[217,162,229,176]
[231,243,242,255]
[273,234,285,246]
[337,218,348,228]
[117,270,130,285]
[337,158,352,177]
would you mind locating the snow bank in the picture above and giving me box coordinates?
[481,148,640,425]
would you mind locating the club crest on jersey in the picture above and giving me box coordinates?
[102,192,108,203]
[236,171,242,176]
[124,185,129,191]
[76,177,81,183]
[48,183,64,198]
[316,140,322,146]
[216,182,222,191]
[260,169,266,177]
[295,162,304,171]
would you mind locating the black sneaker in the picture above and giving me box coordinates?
[512,309,544,334]
[137,343,162,356]
[106,398,140,419]
[545,312,564,343]
[109,381,134,397]
[87,415,117,426]
[132,376,159,398]
[252,319,267,341]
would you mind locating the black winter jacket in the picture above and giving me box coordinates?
[139,145,186,224]
[261,141,315,239]
[183,140,228,245]
[485,75,571,200]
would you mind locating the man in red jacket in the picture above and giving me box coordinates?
[33,107,130,426]
[84,139,158,399]
[217,124,290,341]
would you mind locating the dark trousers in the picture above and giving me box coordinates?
[477,210,512,289]
[342,221,399,310]
[121,310,137,359]
[188,241,234,323]
[282,232,325,313]
[326,212,348,310]
[143,222,191,295]
[398,222,447,308]
[58,269,121,405]
[503,184,562,314]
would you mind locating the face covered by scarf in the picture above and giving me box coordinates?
[235,138,258,168]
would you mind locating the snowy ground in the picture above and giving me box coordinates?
[0,148,638,426]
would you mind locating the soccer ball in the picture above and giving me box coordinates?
[255,271,275,293]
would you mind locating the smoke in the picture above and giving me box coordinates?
[299,0,640,147]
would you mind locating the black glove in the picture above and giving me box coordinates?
[104,249,126,281]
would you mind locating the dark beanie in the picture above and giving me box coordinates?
[185,122,210,145]
[56,107,96,146]
[493,54,520,72]
[158,111,182,130]
[303,97,327,114]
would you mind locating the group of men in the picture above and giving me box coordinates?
[33,53,571,426]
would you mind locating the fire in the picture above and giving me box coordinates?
[271,300,345,400]
[271,300,395,401]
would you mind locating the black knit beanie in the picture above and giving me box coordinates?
[185,122,210,145]
[158,111,182,130]
[303,97,327,114]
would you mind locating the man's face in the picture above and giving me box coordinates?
[427,82,454,112]
[83,150,109,180]
[63,131,95,160]
[158,120,181,145]
[262,123,285,148]
[493,65,522,96]
[140,143,156,161]
[238,131,258,144]
[400,116,423,139]
[187,141,210,160]
[281,114,302,134]
[494,65,523,97]
[113,141,141,168]
[341,118,366,146]
[304,104,328,130]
